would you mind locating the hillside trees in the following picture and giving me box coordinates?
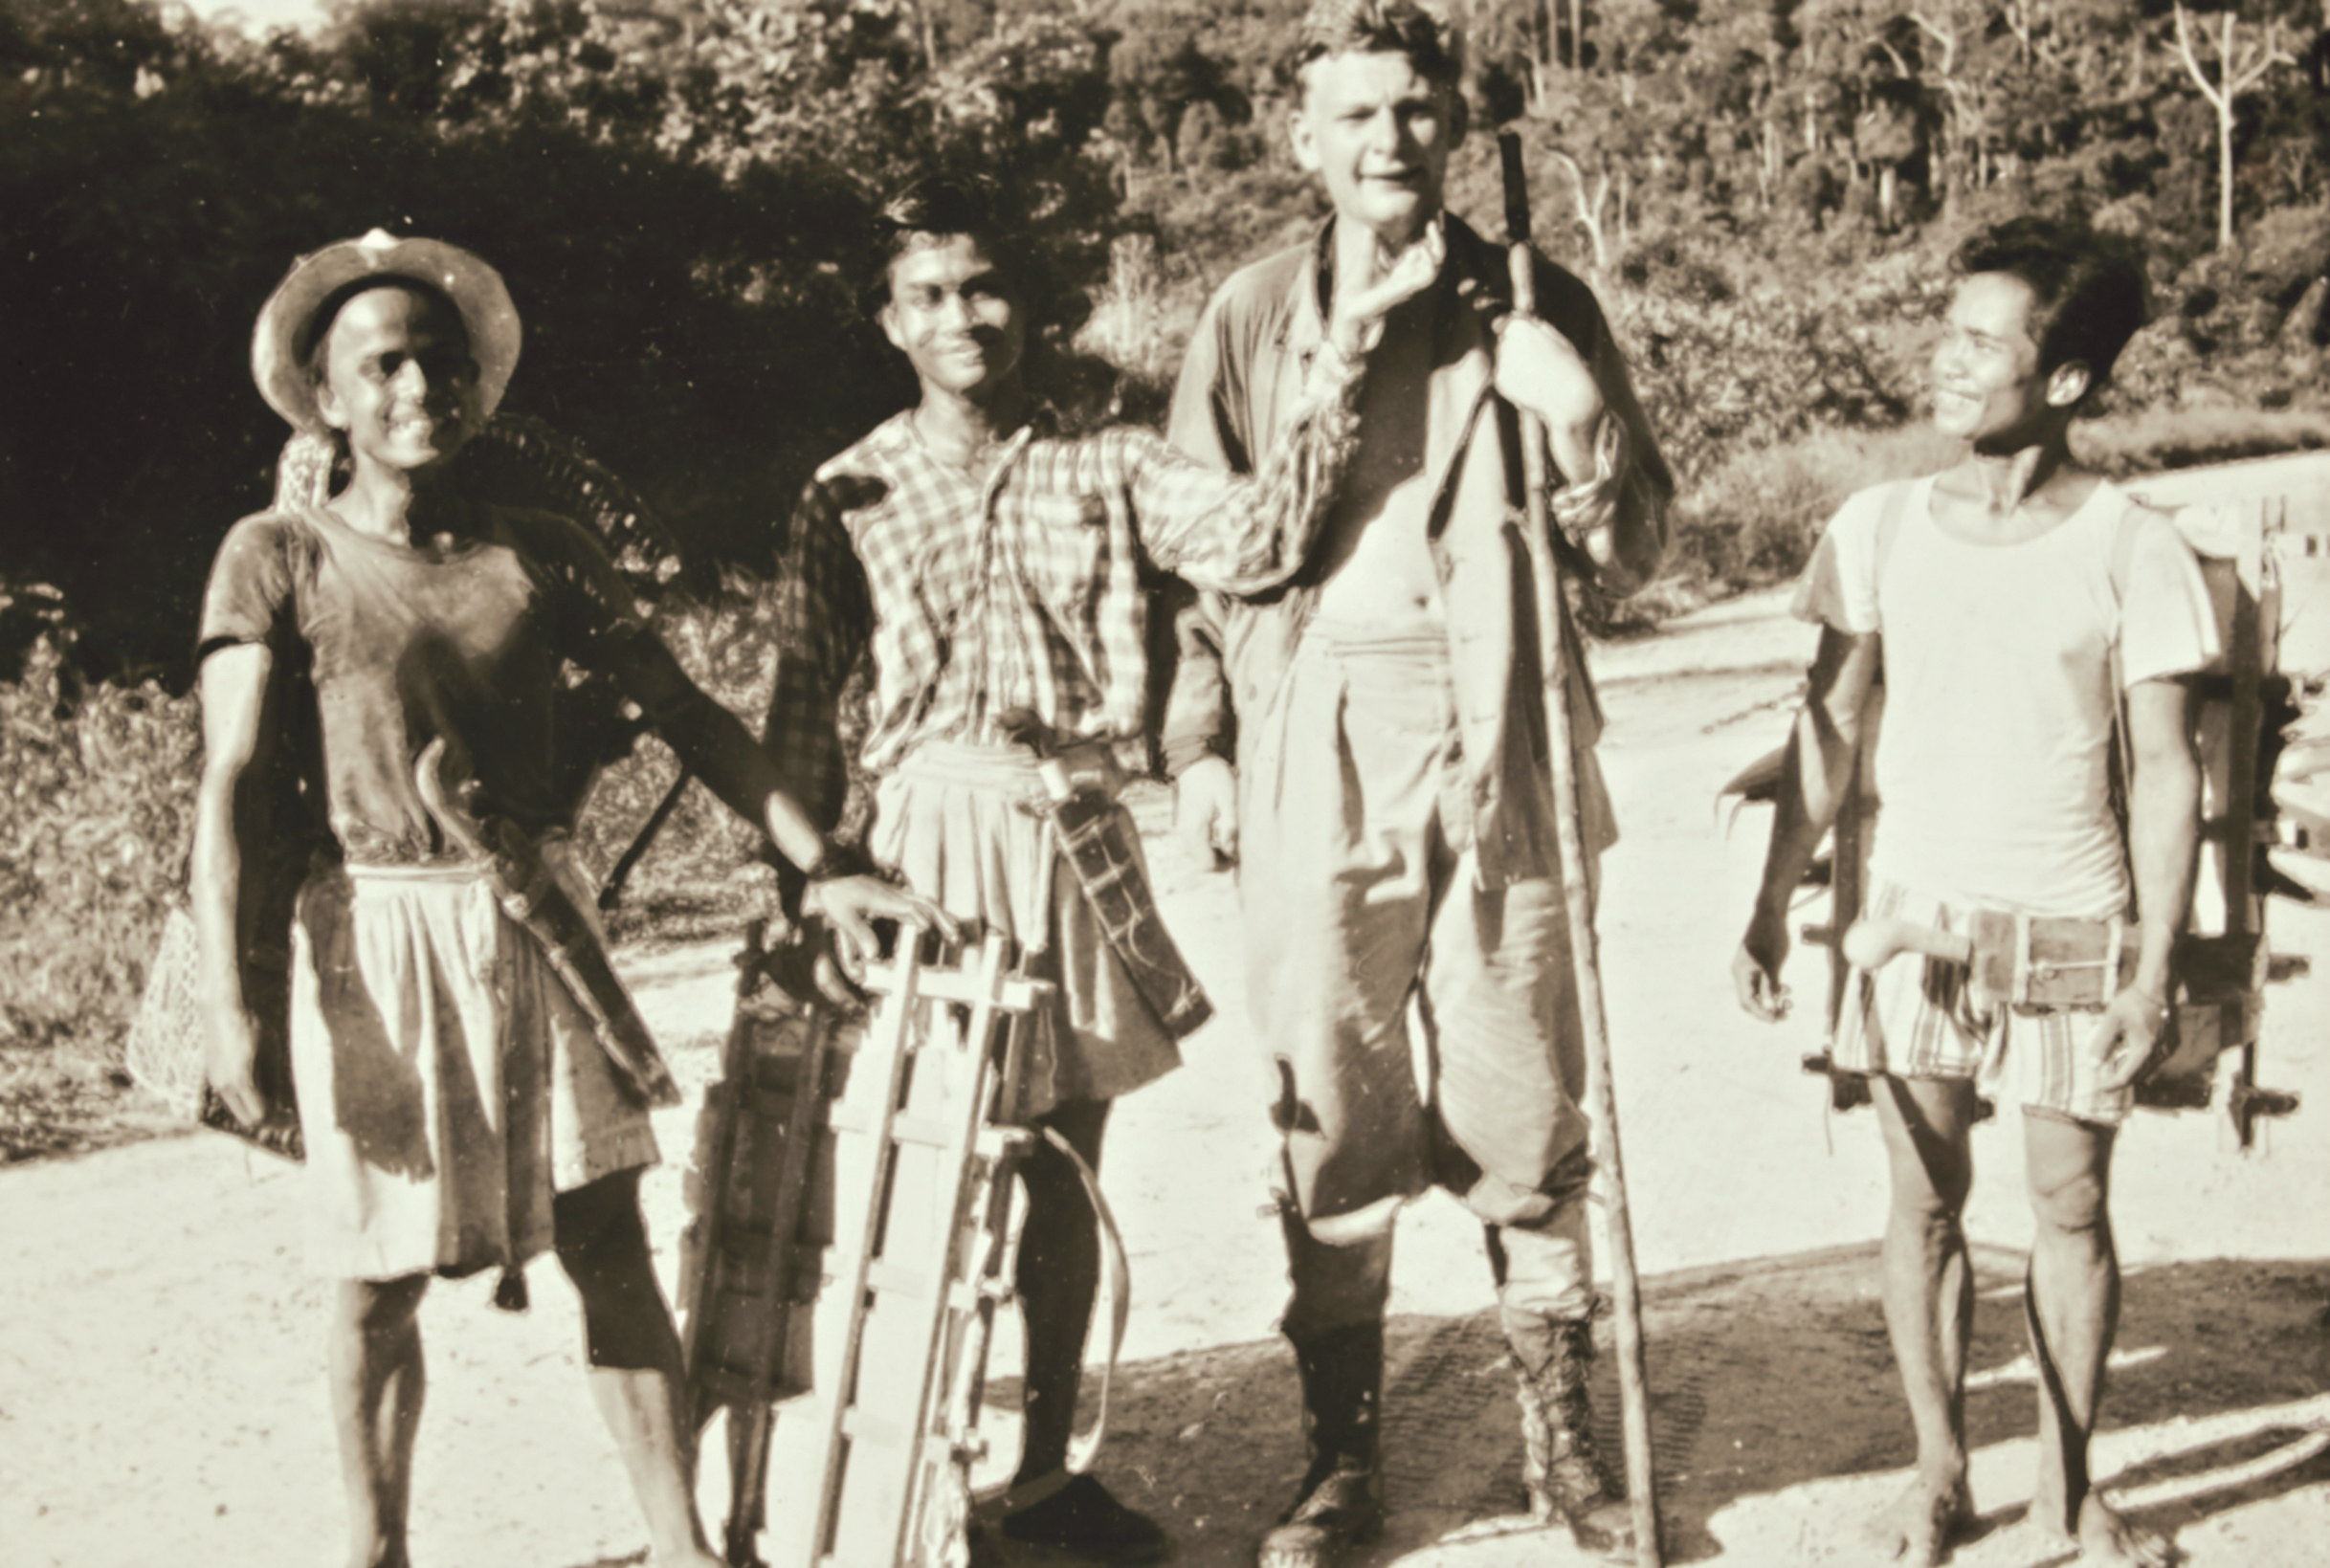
[2173,0,2301,249]
[4,0,1128,682]
[16,0,2330,695]
[1103,23,1254,173]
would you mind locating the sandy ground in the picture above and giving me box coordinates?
[4,586,2325,1568]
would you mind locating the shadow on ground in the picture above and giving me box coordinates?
[984,1248,2329,1567]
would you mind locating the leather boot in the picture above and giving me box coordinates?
[1507,1314,1634,1558]
[1255,1319,1385,1568]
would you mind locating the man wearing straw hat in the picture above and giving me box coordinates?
[195,230,941,1568]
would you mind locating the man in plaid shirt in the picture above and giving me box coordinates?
[759,176,1444,1562]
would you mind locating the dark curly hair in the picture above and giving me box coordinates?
[864,172,1121,421]
[868,175,1037,309]
[1952,216,2149,392]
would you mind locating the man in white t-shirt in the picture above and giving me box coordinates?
[1735,217,2213,1568]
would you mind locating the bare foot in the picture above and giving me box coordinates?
[2038,1493,2181,1568]
[1863,1471,1975,1566]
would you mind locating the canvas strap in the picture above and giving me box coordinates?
[2102,504,2145,877]
[1871,475,1918,576]
[1035,1125,1132,1482]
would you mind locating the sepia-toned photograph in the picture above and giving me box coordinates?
[4,2,2326,1566]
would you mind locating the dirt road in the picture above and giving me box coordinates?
[4,588,2324,1567]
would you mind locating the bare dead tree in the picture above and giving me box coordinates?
[1546,146,1613,274]
[2173,0,2297,251]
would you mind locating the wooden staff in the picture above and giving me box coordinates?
[1496,125,1663,1567]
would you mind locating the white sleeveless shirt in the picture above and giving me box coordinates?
[1794,475,2219,917]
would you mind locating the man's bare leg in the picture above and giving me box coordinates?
[999,1098,1171,1563]
[328,1272,430,1568]
[554,1170,724,1568]
[1868,1074,1980,1565]
[1013,1098,1111,1486]
[2022,1116,2181,1567]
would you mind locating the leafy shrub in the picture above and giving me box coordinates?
[2111,202,2330,417]
[1659,424,1960,601]
[0,618,196,1055]
[1609,254,1924,490]
[0,593,200,1159]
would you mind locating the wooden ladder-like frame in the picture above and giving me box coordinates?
[680,927,1047,1568]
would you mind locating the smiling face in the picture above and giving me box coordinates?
[1929,272,2086,450]
[313,284,480,475]
[879,233,1027,403]
[1291,50,1464,249]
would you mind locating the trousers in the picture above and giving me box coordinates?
[1238,620,1599,1331]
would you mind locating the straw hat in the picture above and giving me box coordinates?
[251,230,521,436]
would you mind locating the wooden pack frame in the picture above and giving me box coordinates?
[679,924,1049,1568]
[2114,466,2307,1138]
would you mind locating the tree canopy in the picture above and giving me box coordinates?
[9,0,2330,680]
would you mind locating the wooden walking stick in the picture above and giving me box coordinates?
[1495,125,1663,1567]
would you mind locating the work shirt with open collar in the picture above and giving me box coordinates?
[1164,213,1675,888]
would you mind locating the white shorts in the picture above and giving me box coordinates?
[290,859,658,1280]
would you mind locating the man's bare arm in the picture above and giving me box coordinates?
[191,642,273,1126]
[1734,626,1882,1021]
[1164,590,1237,866]
[2093,675,2202,1088]
[1582,315,1674,598]
[1494,267,1675,601]
[594,627,949,965]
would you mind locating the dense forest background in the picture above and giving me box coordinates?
[7,0,2330,1143]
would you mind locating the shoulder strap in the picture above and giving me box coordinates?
[1042,1125,1131,1477]
[1871,476,1919,581]
[2110,493,2144,601]
[2104,492,2146,878]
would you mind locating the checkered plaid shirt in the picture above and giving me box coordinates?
[764,355,1365,835]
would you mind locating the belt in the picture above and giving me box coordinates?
[893,737,1126,814]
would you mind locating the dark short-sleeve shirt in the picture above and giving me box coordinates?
[199,503,644,864]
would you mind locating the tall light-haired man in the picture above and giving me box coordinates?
[1165,4,1673,1562]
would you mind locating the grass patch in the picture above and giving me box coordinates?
[1661,423,1960,600]
[2075,404,2330,480]
[0,1044,177,1164]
